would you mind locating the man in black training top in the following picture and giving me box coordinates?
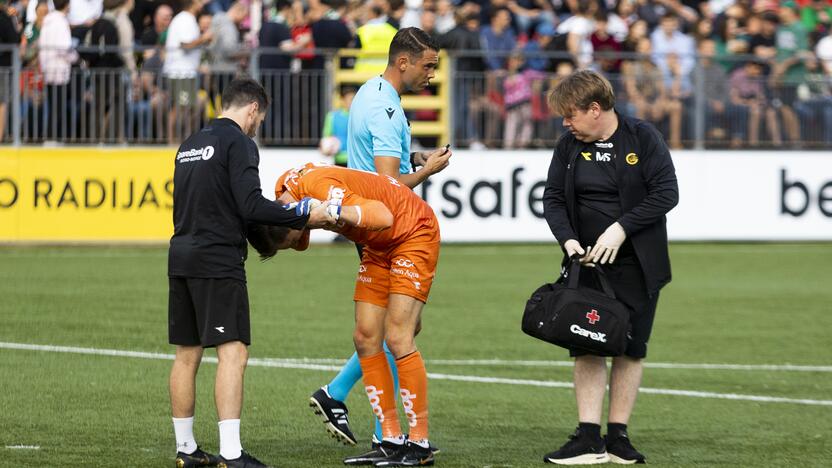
[167,77,335,468]
[543,70,679,465]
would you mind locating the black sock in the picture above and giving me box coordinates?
[578,422,602,439]
[607,423,628,438]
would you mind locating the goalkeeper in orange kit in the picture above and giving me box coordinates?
[248,163,439,467]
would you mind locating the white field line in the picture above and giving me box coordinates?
[261,357,832,373]
[2,342,831,407]
[5,446,40,450]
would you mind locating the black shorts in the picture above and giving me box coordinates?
[569,257,658,359]
[168,277,251,347]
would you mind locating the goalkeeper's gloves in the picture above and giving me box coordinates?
[326,198,342,221]
[284,197,321,216]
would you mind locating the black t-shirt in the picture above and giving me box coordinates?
[573,132,635,259]
[168,118,309,281]
[259,21,293,70]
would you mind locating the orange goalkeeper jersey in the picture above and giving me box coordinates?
[275,163,439,250]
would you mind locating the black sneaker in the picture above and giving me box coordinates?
[544,427,610,465]
[309,386,357,445]
[217,451,271,468]
[605,433,646,464]
[373,441,434,467]
[344,440,403,466]
[175,447,219,468]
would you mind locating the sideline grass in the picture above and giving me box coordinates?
[0,243,830,467]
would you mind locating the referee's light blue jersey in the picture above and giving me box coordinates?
[347,76,412,175]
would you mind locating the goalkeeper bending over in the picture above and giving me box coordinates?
[248,163,441,467]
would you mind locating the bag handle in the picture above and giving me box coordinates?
[564,256,618,300]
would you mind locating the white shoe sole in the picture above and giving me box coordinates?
[308,396,357,446]
[609,453,642,464]
[546,452,611,465]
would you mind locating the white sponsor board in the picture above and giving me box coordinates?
[259,150,832,242]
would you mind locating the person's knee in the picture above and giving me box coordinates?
[217,341,248,367]
[384,328,416,357]
[175,346,203,369]
[353,326,383,354]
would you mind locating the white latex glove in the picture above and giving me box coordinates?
[589,222,627,265]
[564,239,595,266]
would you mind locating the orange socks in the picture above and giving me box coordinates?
[397,351,429,442]
[359,351,401,438]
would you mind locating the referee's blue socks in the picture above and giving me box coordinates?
[326,342,399,441]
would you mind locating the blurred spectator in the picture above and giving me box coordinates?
[698,37,748,147]
[434,0,455,34]
[502,51,543,148]
[399,0,431,29]
[209,1,247,79]
[0,0,20,141]
[163,0,212,143]
[39,0,78,140]
[590,10,623,74]
[622,18,648,52]
[320,85,355,166]
[650,13,695,84]
[556,0,595,67]
[439,12,484,145]
[622,37,683,148]
[354,1,397,72]
[129,0,154,41]
[140,3,172,48]
[605,0,630,42]
[387,0,406,29]
[506,0,556,37]
[692,16,716,42]
[68,0,102,31]
[729,59,781,146]
[793,58,832,144]
[772,1,809,144]
[800,0,832,44]
[522,21,555,71]
[816,18,832,74]
[309,0,353,69]
[21,0,48,64]
[480,7,515,70]
[26,0,53,26]
[749,11,777,73]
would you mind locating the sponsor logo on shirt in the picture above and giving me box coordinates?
[176,146,214,163]
[594,141,613,148]
[596,152,611,162]
[400,389,418,427]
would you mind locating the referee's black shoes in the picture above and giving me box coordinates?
[217,450,271,468]
[544,427,610,465]
[174,447,219,468]
[373,440,434,467]
[605,433,646,464]
[310,386,358,445]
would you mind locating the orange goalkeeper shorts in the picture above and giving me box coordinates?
[353,226,440,308]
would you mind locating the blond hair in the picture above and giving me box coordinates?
[548,69,616,117]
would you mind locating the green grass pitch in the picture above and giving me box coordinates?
[1,243,831,467]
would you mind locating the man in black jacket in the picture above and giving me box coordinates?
[0,0,20,142]
[542,70,679,465]
[167,78,334,468]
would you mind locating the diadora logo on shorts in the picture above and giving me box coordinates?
[394,258,414,268]
[328,186,345,200]
[365,385,385,422]
[570,324,607,343]
[385,175,401,187]
[215,326,225,333]
[176,146,215,163]
[400,389,418,427]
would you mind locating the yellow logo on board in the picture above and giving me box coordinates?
[626,153,639,165]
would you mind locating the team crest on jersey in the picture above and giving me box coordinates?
[626,153,639,165]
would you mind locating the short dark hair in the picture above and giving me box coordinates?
[388,27,440,65]
[53,0,70,11]
[221,77,270,112]
[247,224,290,261]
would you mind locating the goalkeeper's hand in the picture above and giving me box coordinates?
[283,196,321,216]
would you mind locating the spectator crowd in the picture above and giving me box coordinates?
[1,0,832,148]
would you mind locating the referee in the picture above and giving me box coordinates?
[542,70,679,465]
[167,78,332,468]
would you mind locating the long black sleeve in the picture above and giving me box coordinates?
[617,126,679,236]
[543,140,578,246]
[228,137,309,230]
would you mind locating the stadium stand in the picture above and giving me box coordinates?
[1,0,832,149]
